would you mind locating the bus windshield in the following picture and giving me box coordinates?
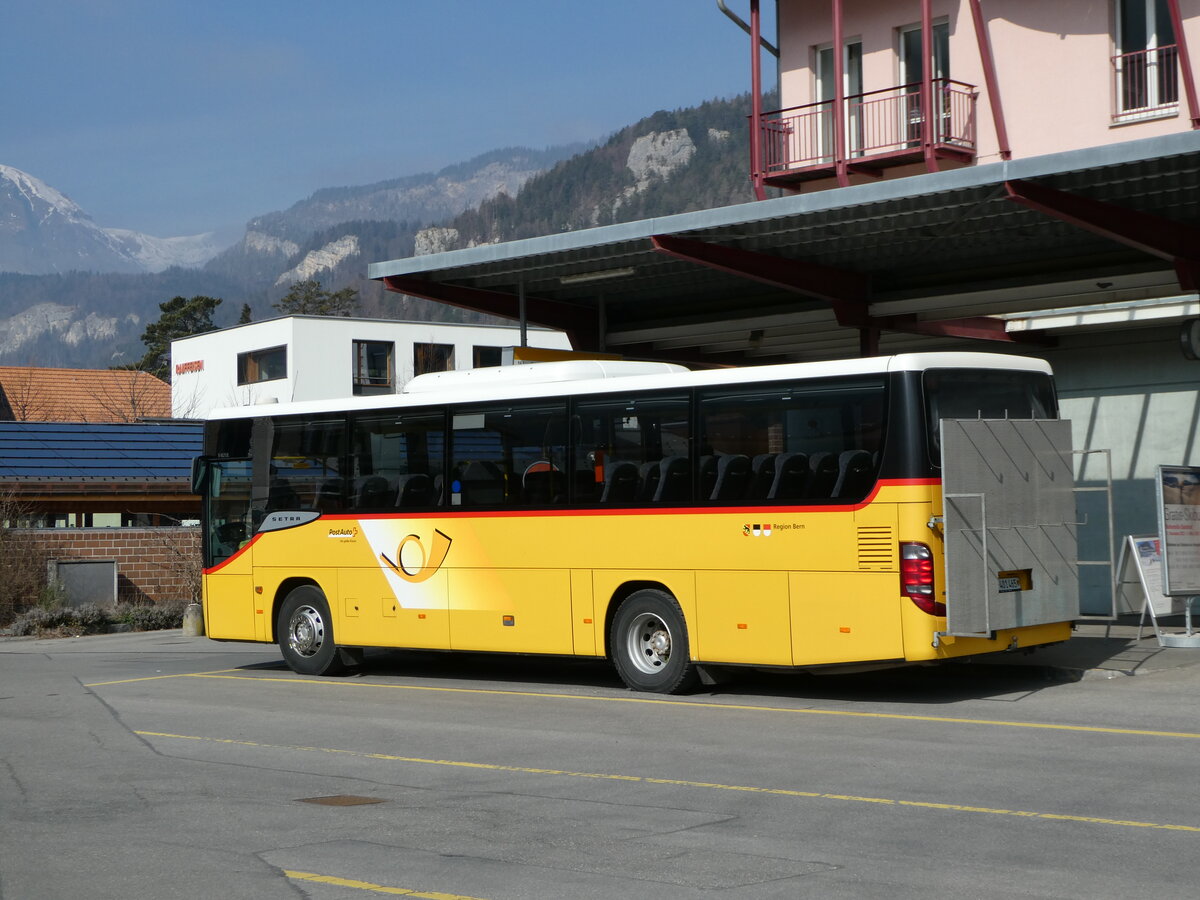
[923,368,1057,462]
[203,458,254,566]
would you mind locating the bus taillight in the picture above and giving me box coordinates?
[900,542,945,616]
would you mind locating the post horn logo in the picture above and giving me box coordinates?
[380,529,452,583]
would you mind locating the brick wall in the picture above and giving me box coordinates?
[15,527,201,605]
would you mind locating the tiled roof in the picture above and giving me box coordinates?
[0,421,202,481]
[0,366,171,422]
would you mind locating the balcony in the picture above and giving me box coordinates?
[1113,45,1178,122]
[754,79,978,188]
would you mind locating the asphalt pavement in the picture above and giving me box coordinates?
[4,622,1200,899]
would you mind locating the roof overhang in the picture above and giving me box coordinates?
[370,131,1200,362]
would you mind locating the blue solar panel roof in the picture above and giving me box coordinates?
[0,421,203,481]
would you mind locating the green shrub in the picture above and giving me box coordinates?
[113,601,187,631]
[10,604,109,637]
[11,600,190,636]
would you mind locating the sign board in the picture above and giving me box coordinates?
[1115,535,1175,616]
[1156,465,1200,595]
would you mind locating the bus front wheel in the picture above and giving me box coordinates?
[610,589,698,694]
[278,585,345,676]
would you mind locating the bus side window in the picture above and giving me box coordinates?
[267,417,345,512]
[699,387,783,503]
[350,411,445,511]
[699,380,885,504]
[450,402,568,507]
[574,394,691,505]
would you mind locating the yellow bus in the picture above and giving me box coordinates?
[194,352,1074,693]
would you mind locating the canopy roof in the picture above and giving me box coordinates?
[370,131,1200,363]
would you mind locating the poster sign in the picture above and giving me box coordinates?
[1115,535,1175,616]
[1156,465,1200,595]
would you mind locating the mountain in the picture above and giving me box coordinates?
[0,165,220,276]
[250,146,586,241]
[204,145,585,286]
[0,94,758,368]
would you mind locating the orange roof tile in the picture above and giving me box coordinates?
[0,366,171,423]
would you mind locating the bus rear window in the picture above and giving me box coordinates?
[923,369,1057,463]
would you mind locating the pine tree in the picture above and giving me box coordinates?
[128,295,223,380]
[272,279,358,317]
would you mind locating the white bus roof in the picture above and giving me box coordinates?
[204,352,1053,421]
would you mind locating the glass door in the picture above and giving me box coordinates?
[817,41,864,159]
[900,22,949,144]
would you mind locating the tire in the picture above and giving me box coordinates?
[610,589,698,694]
[277,585,345,676]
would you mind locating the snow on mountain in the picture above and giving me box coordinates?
[104,228,222,273]
[0,164,224,274]
[0,164,90,225]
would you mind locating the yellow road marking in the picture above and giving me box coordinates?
[84,668,241,687]
[163,671,1200,742]
[138,730,1200,834]
[285,869,486,899]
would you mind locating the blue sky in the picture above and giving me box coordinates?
[1,1,775,239]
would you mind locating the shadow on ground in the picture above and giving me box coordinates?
[235,644,1085,706]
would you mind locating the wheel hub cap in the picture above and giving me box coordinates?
[290,606,324,658]
[627,613,672,674]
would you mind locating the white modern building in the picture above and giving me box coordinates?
[170,316,571,418]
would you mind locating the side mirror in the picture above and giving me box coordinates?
[190,457,208,494]
[191,457,220,495]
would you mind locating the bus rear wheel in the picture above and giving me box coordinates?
[278,585,345,676]
[611,589,698,694]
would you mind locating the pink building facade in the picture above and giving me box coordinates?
[754,0,1199,194]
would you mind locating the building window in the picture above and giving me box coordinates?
[815,40,864,158]
[473,345,502,368]
[414,342,455,377]
[899,21,950,145]
[353,340,395,395]
[1114,0,1178,118]
[237,346,287,385]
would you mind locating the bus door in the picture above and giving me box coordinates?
[198,457,258,640]
[939,418,1079,640]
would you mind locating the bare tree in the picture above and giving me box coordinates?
[89,368,170,422]
[146,519,202,605]
[0,366,52,421]
[0,490,49,625]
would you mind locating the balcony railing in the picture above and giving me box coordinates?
[1113,45,1178,120]
[756,79,977,184]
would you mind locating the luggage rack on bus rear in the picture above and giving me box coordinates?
[934,419,1114,646]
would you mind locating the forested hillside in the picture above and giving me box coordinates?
[438,95,755,249]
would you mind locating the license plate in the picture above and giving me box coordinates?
[997,569,1032,593]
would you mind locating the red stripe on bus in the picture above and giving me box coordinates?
[202,532,261,575]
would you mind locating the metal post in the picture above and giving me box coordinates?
[518,278,527,347]
[921,0,937,172]
[750,0,767,200]
[1165,0,1200,128]
[597,293,607,352]
[967,0,1012,159]
[858,325,879,357]
[832,0,849,186]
